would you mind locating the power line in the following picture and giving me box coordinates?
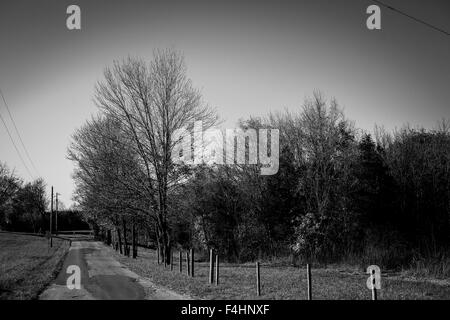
[0,88,40,176]
[0,108,34,180]
[370,0,450,36]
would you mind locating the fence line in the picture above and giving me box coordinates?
[110,242,382,300]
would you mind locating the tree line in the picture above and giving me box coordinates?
[0,164,47,233]
[67,49,450,273]
[0,163,88,233]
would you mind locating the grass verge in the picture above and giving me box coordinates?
[112,245,450,300]
[0,232,70,300]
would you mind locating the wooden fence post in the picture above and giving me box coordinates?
[307,263,312,300]
[157,247,160,264]
[256,262,261,296]
[186,251,190,276]
[132,224,137,259]
[190,248,194,277]
[209,249,214,284]
[164,248,167,268]
[215,254,219,286]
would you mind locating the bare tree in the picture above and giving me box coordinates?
[68,114,152,255]
[268,91,356,216]
[0,163,20,207]
[0,163,21,229]
[94,49,218,263]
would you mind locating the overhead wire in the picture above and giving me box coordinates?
[0,88,40,177]
[370,0,450,36]
[0,107,34,180]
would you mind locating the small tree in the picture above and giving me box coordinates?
[0,163,21,229]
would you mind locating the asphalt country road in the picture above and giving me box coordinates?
[40,241,189,300]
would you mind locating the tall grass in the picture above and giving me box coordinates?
[409,252,450,279]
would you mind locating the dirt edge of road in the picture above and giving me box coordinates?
[35,240,71,299]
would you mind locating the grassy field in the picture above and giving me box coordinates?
[112,246,450,300]
[0,232,70,300]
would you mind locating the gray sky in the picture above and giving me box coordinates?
[0,0,449,207]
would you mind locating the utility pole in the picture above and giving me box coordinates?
[55,192,60,235]
[50,186,53,247]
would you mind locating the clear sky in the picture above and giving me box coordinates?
[0,0,449,207]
